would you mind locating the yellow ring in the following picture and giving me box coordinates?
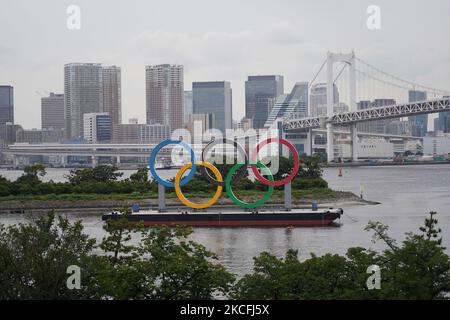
[174,161,223,209]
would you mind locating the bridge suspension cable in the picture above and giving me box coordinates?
[355,57,450,96]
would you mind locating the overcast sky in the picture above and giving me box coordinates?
[1,0,450,129]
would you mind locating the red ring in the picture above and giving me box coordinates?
[250,138,300,187]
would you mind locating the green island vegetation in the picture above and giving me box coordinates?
[0,156,335,202]
[0,210,449,299]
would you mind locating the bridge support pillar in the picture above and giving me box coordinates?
[307,129,313,156]
[60,155,66,167]
[350,123,358,162]
[326,123,334,162]
[91,156,98,167]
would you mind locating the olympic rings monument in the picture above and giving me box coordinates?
[102,136,344,227]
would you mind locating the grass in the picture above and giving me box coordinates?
[0,188,336,202]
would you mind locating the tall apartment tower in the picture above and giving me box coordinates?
[102,66,122,125]
[245,75,283,129]
[193,81,232,132]
[0,85,14,125]
[41,92,65,130]
[145,64,184,131]
[64,63,103,140]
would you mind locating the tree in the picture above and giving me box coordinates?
[365,211,450,299]
[129,167,149,183]
[66,165,123,184]
[298,154,323,178]
[235,211,450,300]
[99,207,142,264]
[15,163,47,184]
[137,226,235,299]
[0,211,96,299]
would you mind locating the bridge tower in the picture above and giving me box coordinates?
[326,51,357,162]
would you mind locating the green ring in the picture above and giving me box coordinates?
[226,162,274,209]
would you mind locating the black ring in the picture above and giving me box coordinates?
[200,138,248,186]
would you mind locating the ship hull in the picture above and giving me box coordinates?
[102,209,343,228]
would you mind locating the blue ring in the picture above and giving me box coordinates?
[149,140,196,188]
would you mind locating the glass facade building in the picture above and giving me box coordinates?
[264,82,308,128]
[0,86,14,125]
[245,75,284,129]
[83,113,111,143]
[96,114,112,142]
[184,91,193,125]
[408,90,428,136]
[192,81,232,132]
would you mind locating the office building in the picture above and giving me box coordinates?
[192,81,232,133]
[245,75,284,129]
[184,91,193,125]
[41,92,65,130]
[408,90,428,136]
[237,117,253,131]
[146,64,184,131]
[186,113,215,138]
[113,123,170,143]
[0,85,14,125]
[435,96,450,134]
[83,113,111,143]
[385,120,411,136]
[312,102,348,117]
[15,128,64,144]
[264,82,308,128]
[357,99,396,133]
[64,63,104,140]
[310,83,339,116]
[102,66,122,125]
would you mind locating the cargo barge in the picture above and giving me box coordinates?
[101,208,344,227]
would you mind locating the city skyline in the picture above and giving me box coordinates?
[2,0,450,129]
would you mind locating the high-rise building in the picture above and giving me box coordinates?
[41,92,65,130]
[146,64,184,131]
[245,75,284,129]
[0,85,14,125]
[184,91,193,125]
[264,82,308,128]
[310,83,339,116]
[435,96,450,134]
[83,113,111,143]
[193,81,232,132]
[408,90,428,137]
[357,99,396,133]
[102,66,122,125]
[64,63,104,140]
